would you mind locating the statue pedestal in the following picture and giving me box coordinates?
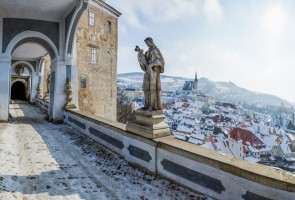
[126,109,171,139]
[44,93,49,101]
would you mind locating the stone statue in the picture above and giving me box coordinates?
[135,37,164,111]
[46,74,50,93]
[37,83,42,99]
[44,74,50,101]
[15,64,25,76]
[127,37,170,139]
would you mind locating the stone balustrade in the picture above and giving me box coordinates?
[64,109,295,199]
[36,98,49,111]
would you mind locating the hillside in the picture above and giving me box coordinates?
[118,72,294,107]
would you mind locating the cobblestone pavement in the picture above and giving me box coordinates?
[0,104,208,200]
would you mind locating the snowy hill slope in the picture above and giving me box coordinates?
[118,72,294,107]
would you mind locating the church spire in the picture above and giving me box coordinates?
[194,71,198,90]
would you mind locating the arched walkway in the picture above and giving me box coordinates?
[11,81,26,101]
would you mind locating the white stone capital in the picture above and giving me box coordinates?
[0,54,11,64]
[65,54,73,65]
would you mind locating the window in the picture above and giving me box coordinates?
[91,48,96,63]
[89,11,95,26]
[90,34,96,41]
[107,20,112,33]
[80,77,87,89]
[100,27,104,34]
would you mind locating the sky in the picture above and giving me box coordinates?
[108,0,295,103]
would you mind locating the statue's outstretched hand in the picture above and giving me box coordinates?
[135,46,141,52]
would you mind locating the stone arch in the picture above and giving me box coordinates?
[65,0,89,56]
[38,57,46,75]
[11,79,29,101]
[11,78,28,87]
[11,60,35,75]
[5,31,58,60]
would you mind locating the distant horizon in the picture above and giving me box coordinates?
[109,0,295,104]
[117,71,295,105]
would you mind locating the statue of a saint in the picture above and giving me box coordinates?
[46,74,50,94]
[135,37,165,111]
[44,74,50,101]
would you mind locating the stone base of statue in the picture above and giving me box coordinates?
[126,109,171,139]
[44,93,49,101]
[64,103,77,110]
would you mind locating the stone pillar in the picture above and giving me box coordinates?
[30,74,39,102]
[71,36,79,107]
[49,60,67,123]
[0,55,11,121]
[65,53,78,109]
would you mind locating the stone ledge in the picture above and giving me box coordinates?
[65,109,157,147]
[155,136,295,192]
[66,108,126,130]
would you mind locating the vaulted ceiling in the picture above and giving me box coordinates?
[0,0,78,21]
[12,43,47,60]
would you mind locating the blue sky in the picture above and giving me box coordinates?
[108,0,295,103]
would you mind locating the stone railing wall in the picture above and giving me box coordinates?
[64,109,295,200]
[35,98,49,111]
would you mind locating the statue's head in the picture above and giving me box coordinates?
[144,37,154,47]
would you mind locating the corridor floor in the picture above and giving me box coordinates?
[0,104,206,200]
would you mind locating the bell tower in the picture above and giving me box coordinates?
[194,72,198,90]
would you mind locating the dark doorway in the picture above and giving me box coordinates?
[11,82,26,100]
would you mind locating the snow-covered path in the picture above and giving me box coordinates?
[0,104,205,200]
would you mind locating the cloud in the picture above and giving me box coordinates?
[159,40,245,80]
[109,0,225,30]
[139,0,198,23]
[203,0,224,21]
[108,0,198,29]
[261,5,286,37]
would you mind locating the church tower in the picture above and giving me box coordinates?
[194,72,198,90]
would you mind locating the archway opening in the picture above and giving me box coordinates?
[11,81,26,101]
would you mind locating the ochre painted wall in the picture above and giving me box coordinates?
[76,5,118,121]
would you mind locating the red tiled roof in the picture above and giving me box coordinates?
[230,128,266,149]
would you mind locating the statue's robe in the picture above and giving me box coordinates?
[137,45,164,110]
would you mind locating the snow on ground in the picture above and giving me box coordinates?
[0,104,207,200]
[161,78,174,83]
[118,77,142,83]
[244,156,261,163]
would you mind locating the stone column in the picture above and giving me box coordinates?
[0,55,11,121]
[30,74,39,102]
[65,54,78,110]
[71,36,79,107]
[49,60,67,123]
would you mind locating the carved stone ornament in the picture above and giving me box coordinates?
[63,77,77,109]
[15,64,25,76]
[44,74,50,101]
[36,83,42,99]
